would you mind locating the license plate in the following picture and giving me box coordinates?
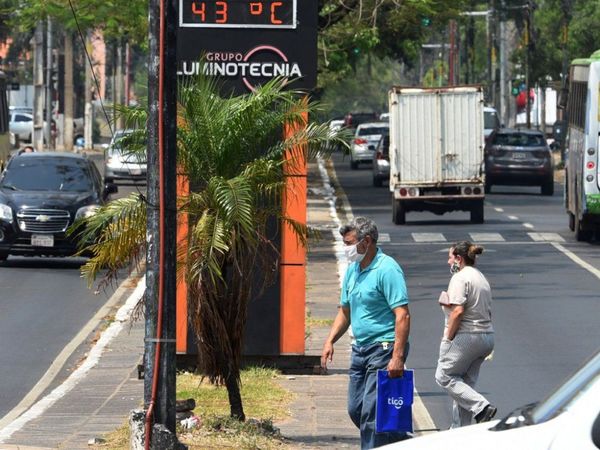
[512,152,526,159]
[31,234,54,247]
[130,168,142,175]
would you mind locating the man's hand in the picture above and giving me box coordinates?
[321,342,334,372]
[386,356,404,378]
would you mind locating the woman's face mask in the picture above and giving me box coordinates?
[450,261,461,274]
[345,239,366,263]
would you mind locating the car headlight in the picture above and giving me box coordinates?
[0,203,13,223]
[75,205,99,220]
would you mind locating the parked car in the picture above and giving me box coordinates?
[349,122,389,169]
[0,152,117,260]
[484,106,501,142]
[380,348,600,450]
[484,128,554,195]
[343,111,379,131]
[9,111,33,142]
[372,132,390,187]
[104,129,147,183]
[379,112,390,121]
[8,110,57,144]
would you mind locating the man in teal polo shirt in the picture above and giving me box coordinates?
[321,216,411,449]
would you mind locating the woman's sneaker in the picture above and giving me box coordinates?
[475,404,497,423]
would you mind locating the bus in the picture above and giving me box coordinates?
[0,72,9,170]
[564,50,600,241]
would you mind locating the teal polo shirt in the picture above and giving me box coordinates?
[340,248,409,346]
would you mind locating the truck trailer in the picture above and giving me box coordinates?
[388,86,485,224]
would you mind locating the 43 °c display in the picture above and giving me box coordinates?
[179,0,297,28]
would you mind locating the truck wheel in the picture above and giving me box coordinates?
[393,199,406,225]
[0,251,8,262]
[373,176,382,187]
[575,214,592,242]
[541,177,554,196]
[470,201,484,224]
[350,159,358,170]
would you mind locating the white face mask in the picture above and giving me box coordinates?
[345,240,366,263]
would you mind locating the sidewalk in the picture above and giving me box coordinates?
[0,158,432,450]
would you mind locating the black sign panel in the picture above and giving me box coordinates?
[177,0,317,95]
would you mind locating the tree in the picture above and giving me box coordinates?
[74,75,348,420]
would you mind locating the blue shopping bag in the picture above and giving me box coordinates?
[376,369,414,433]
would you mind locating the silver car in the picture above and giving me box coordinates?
[104,130,147,183]
[349,122,389,170]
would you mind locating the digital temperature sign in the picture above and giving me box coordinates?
[179,0,297,28]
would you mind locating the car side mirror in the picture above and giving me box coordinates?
[104,183,118,196]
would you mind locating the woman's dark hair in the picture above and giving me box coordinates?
[452,241,484,266]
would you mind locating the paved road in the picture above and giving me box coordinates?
[331,152,600,430]
[0,153,145,422]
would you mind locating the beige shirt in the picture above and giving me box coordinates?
[446,266,494,333]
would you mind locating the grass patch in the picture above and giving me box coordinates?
[93,366,294,450]
[306,317,334,328]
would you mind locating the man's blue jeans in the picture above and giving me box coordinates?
[348,341,410,449]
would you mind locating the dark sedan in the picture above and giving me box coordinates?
[0,152,117,260]
[484,128,554,196]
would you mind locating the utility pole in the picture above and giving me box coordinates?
[46,18,53,149]
[64,32,74,151]
[525,1,532,129]
[144,0,178,447]
[84,32,93,150]
[499,0,508,127]
[32,22,44,150]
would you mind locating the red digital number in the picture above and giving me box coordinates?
[191,1,206,21]
[216,1,228,23]
[270,2,283,24]
[249,2,263,15]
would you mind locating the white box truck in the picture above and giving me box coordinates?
[388,86,485,224]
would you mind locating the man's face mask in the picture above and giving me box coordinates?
[345,239,366,263]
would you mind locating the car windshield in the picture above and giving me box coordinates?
[111,131,146,162]
[1,157,94,192]
[530,350,600,424]
[493,133,545,147]
[358,127,388,136]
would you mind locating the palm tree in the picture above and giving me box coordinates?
[75,75,348,420]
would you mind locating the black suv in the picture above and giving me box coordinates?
[0,152,117,260]
[484,129,554,196]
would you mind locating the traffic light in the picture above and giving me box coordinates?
[511,79,519,96]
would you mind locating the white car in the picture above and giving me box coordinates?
[104,129,147,183]
[484,106,500,142]
[349,122,389,170]
[380,348,600,450]
[9,111,33,142]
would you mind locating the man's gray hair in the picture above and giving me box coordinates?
[339,216,379,243]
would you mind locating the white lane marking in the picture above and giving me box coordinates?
[494,207,504,212]
[0,277,145,443]
[412,233,446,242]
[552,243,600,280]
[507,215,519,220]
[0,273,143,432]
[469,233,505,242]
[523,223,535,229]
[528,232,565,242]
[378,233,391,243]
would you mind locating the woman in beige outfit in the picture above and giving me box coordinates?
[435,241,496,428]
